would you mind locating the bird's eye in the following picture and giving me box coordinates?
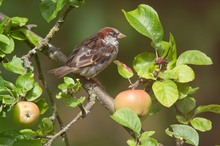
[109,32,117,37]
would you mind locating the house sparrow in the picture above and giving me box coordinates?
[49,27,126,79]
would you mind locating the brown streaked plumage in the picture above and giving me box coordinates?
[49,27,126,79]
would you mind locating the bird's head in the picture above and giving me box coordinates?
[97,27,126,45]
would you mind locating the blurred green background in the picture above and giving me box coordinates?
[1,0,220,145]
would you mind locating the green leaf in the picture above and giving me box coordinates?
[20,129,36,138]
[158,41,170,57]
[58,78,75,90]
[13,139,42,146]
[114,60,134,79]
[20,29,41,46]
[194,104,220,115]
[177,50,212,66]
[0,79,17,102]
[74,79,82,93]
[152,80,178,107]
[35,98,48,114]
[0,105,13,117]
[57,83,69,90]
[25,82,42,101]
[149,98,162,115]
[0,34,10,45]
[188,86,199,95]
[0,88,17,106]
[172,65,195,83]
[166,33,177,69]
[176,115,189,124]
[140,138,158,146]
[37,118,53,135]
[133,53,157,80]
[0,130,20,146]
[10,30,27,41]
[138,131,158,146]
[0,17,7,34]
[122,4,163,44]
[4,80,17,92]
[3,56,25,74]
[140,131,155,139]
[5,21,12,34]
[166,124,199,146]
[58,77,82,93]
[65,97,85,108]
[111,108,141,135]
[190,117,212,132]
[176,83,190,99]
[15,73,34,96]
[10,17,28,27]
[40,0,67,23]
[56,92,72,99]
[0,36,14,54]
[175,97,196,114]
[158,69,178,80]
[64,76,75,84]
[127,139,136,146]
[2,95,17,105]
[0,76,4,87]
[68,0,85,7]
[0,51,5,57]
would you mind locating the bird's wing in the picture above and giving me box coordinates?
[66,45,115,68]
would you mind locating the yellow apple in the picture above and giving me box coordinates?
[13,101,40,127]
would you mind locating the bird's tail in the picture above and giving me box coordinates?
[48,66,74,78]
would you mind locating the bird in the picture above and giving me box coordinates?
[49,27,126,79]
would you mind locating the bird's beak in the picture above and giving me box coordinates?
[117,33,126,39]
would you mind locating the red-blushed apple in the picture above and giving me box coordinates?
[13,101,40,127]
[114,90,152,121]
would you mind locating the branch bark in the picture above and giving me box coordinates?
[44,96,96,146]
[21,5,73,70]
[34,54,70,146]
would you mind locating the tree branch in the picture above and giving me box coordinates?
[22,5,74,69]
[44,95,96,146]
[34,54,70,146]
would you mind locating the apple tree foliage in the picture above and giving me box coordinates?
[0,1,219,146]
[114,4,218,146]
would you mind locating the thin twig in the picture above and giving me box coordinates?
[176,138,184,146]
[21,6,74,144]
[34,54,70,146]
[35,135,54,139]
[22,5,74,69]
[128,78,148,90]
[44,95,96,146]
[129,79,140,89]
[78,104,87,117]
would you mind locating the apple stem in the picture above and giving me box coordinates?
[128,78,133,85]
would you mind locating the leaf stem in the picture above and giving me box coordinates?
[176,138,184,146]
